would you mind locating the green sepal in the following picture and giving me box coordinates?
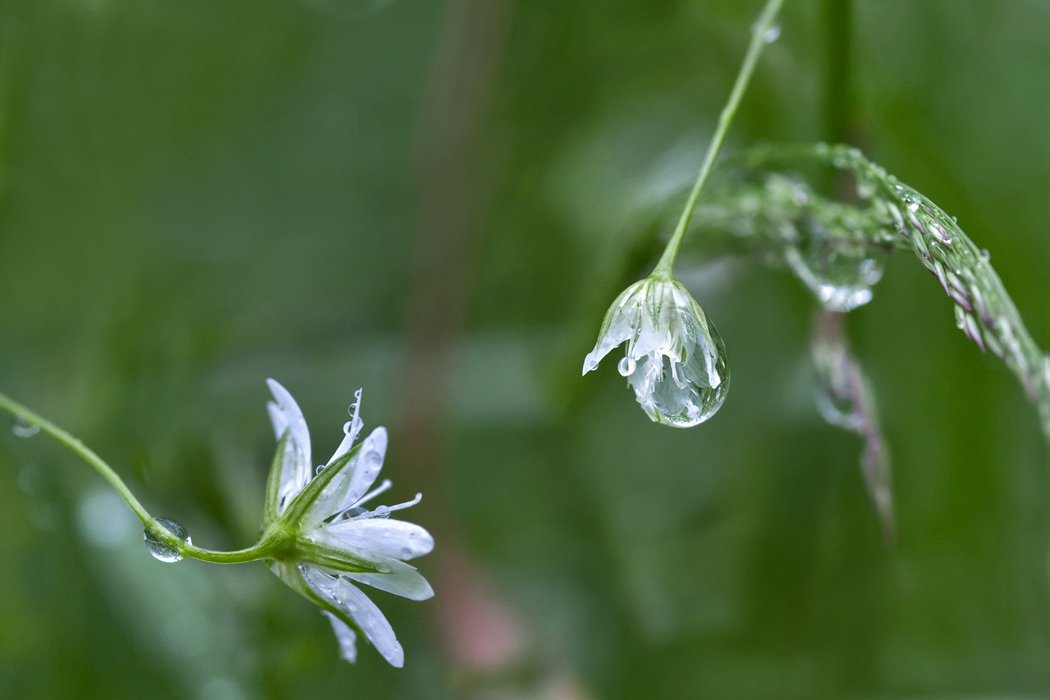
[278,443,361,527]
[262,430,290,528]
[295,537,390,574]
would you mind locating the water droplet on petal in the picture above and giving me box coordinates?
[144,518,191,563]
[617,356,637,377]
[12,416,39,438]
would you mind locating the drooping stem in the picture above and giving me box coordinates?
[688,142,1050,446]
[651,0,786,278]
[0,389,271,564]
[0,390,154,523]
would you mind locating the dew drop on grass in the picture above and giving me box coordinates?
[617,356,636,377]
[786,231,884,313]
[752,21,781,43]
[144,518,191,563]
[12,416,39,438]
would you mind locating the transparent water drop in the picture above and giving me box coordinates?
[316,464,325,475]
[630,322,731,428]
[617,356,636,377]
[785,229,884,313]
[855,177,877,200]
[144,518,191,563]
[752,21,781,43]
[815,379,860,430]
[12,416,39,438]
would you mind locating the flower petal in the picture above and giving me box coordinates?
[327,389,364,467]
[266,379,312,508]
[322,611,358,663]
[325,518,434,561]
[582,281,645,375]
[345,559,434,601]
[301,566,404,667]
[305,426,387,524]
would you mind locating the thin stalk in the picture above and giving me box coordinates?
[0,389,269,564]
[652,0,785,277]
[0,389,154,523]
[823,0,854,146]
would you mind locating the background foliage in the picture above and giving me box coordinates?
[1,1,1050,698]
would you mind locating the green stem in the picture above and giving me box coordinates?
[652,0,785,278]
[823,0,853,146]
[0,389,269,564]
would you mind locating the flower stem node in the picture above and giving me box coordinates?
[583,275,730,427]
[261,379,434,668]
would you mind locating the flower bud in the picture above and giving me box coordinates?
[583,276,730,427]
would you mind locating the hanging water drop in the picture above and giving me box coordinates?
[617,356,636,377]
[785,226,884,313]
[12,416,39,438]
[631,322,730,429]
[144,518,191,563]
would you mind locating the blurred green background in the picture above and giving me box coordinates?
[2,0,1050,698]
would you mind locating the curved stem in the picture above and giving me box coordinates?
[0,388,270,564]
[652,0,786,278]
[692,142,1050,446]
[0,389,154,523]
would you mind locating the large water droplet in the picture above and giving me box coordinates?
[144,518,191,563]
[617,356,636,377]
[630,321,731,428]
[786,231,884,313]
[12,416,39,438]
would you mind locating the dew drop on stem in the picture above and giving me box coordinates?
[144,518,191,563]
[12,416,39,438]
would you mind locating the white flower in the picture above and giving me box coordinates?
[262,379,434,667]
[582,275,730,427]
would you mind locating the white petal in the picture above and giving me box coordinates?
[327,389,364,467]
[582,282,645,375]
[322,611,358,663]
[267,401,288,441]
[301,566,404,668]
[341,427,387,507]
[266,379,312,507]
[325,518,434,560]
[345,559,434,601]
[305,427,387,524]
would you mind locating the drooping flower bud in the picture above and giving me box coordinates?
[583,275,730,427]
